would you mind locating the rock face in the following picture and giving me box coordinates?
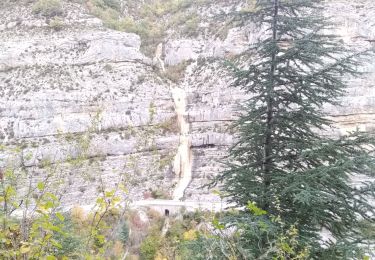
[0,0,374,207]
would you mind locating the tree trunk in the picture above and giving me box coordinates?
[262,0,279,211]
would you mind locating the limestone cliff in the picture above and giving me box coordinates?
[0,0,374,206]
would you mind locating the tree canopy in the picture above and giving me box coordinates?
[217,0,375,258]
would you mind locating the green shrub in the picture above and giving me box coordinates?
[87,0,207,57]
[151,188,170,199]
[166,220,185,240]
[140,232,162,260]
[91,0,121,12]
[162,61,191,83]
[119,222,130,245]
[94,7,121,29]
[49,17,64,31]
[32,0,63,17]
[178,237,210,260]
[103,0,121,11]
[158,116,179,134]
[103,63,113,72]
[141,0,194,17]
[182,15,200,37]
[54,230,83,257]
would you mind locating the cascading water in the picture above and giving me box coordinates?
[171,87,193,201]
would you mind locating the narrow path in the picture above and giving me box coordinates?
[132,199,228,212]
[161,217,170,236]
[171,87,193,201]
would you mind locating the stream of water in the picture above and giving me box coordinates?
[171,87,193,201]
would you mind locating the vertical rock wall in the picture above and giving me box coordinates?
[0,0,374,206]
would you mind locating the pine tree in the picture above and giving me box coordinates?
[218,0,375,257]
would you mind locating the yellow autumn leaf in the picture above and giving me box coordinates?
[20,245,30,254]
[183,229,197,241]
[155,252,168,260]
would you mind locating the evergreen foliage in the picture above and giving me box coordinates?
[217,0,375,257]
[119,221,130,245]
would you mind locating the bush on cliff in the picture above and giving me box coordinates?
[32,0,63,17]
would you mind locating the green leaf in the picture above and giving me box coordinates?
[37,182,45,191]
[49,225,63,233]
[247,201,267,216]
[5,186,16,197]
[55,212,65,221]
[212,218,225,230]
[44,192,58,201]
[45,201,54,209]
[51,239,62,249]
[280,242,293,254]
[212,189,221,196]
[105,190,115,198]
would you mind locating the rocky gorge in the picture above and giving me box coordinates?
[0,0,374,208]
